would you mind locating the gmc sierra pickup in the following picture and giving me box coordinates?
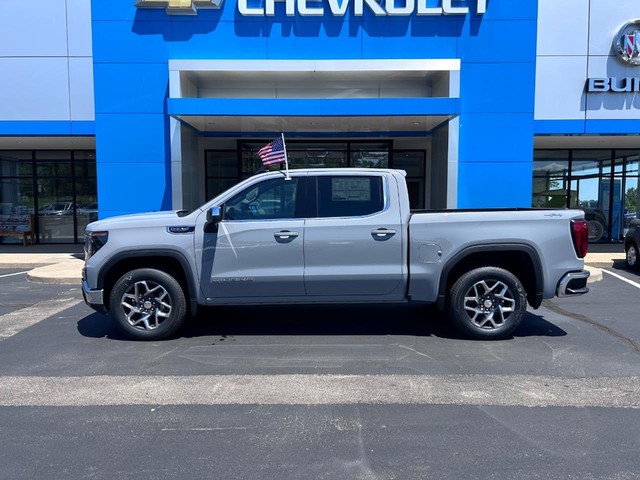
[82,168,590,340]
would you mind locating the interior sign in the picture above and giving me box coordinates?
[587,19,640,93]
[238,0,487,16]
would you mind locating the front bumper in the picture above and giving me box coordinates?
[556,270,590,297]
[82,279,106,313]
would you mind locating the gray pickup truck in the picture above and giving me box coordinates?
[82,168,590,341]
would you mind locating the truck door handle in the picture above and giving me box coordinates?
[371,228,396,238]
[274,230,299,240]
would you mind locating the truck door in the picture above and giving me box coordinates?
[304,174,405,297]
[200,176,306,300]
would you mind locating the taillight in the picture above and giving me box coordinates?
[571,220,588,258]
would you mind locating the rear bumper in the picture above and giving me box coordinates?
[556,270,590,297]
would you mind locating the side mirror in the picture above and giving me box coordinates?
[204,206,222,233]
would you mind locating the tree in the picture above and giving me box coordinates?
[626,187,638,211]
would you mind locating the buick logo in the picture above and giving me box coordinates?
[614,19,640,66]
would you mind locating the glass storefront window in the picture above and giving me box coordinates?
[208,140,426,211]
[394,151,426,209]
[36,177,76,244]
[532,150,570,208]
[74,151,97,178]
[570,151,613,242]
[619,150,639,236]
[287,150,347,169]
[206,150,238,199]
[0,149,96,244]
[206,150,237,178]
[0,178,33,216]
[533,149,640,243]
[75,178,98,240]
[0,151,32,178]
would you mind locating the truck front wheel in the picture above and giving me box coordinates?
[448,267,526,340]
[109,268,187,341]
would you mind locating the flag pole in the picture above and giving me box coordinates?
[281,132,291,180]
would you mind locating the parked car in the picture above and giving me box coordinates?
[78,203,99,222]
[38,202,82,216]
[583,208,607,242]
[82,168,590,341]
[624,211,637,229]
[624,218,640,270]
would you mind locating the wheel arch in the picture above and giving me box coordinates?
[98,249,198,315]
[436,243,544,310]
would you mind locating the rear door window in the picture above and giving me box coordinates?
[316,176,384,218]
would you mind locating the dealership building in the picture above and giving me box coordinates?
[0,0,638,244]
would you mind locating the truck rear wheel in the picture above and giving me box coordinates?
[448,266,526,340]
[109,268,187,341]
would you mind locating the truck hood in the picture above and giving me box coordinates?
[86,210,196,231]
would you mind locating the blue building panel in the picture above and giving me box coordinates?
[97,161,172,217]
[534,120,586,135]
[170,21,269,59]
[460,62,536,114]
[457,161,534,209]
[584,120,640,135]
[267,24,363,59]
[458,113,534,163]
[0,121,94,136]
[94,113,168,164]
[92,20,172,63]
[94,63,169,115]
[362,18,460,59]
[458,19,537,63]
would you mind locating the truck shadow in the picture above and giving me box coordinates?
[77,304,566,340]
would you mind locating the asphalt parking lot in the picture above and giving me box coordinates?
[0,262,639,479]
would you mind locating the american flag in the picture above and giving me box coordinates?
[258,137,287,166]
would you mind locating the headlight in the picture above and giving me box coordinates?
[84,231,109,260]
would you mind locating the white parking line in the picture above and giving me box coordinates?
[0,296,81,340]
[0,374,639,409]
[602,269,640,289]
[0,271,29,279]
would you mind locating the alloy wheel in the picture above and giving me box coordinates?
[462,279,516,330]
[120,280,172,330]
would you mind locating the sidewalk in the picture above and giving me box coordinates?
[0,243,627,285]
[0,244,85,285]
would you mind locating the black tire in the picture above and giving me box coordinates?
[109,268,187,341]
[448,266,527,340]
[587,220,604,242]
[626,242,639,270]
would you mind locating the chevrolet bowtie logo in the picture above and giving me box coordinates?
[134,0,224,15]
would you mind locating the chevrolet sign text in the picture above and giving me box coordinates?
[238,0,486,16]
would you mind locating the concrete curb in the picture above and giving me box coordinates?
[24,259,84,285]
[585,265,603,283]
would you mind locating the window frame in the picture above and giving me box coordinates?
[308,174,387,219]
